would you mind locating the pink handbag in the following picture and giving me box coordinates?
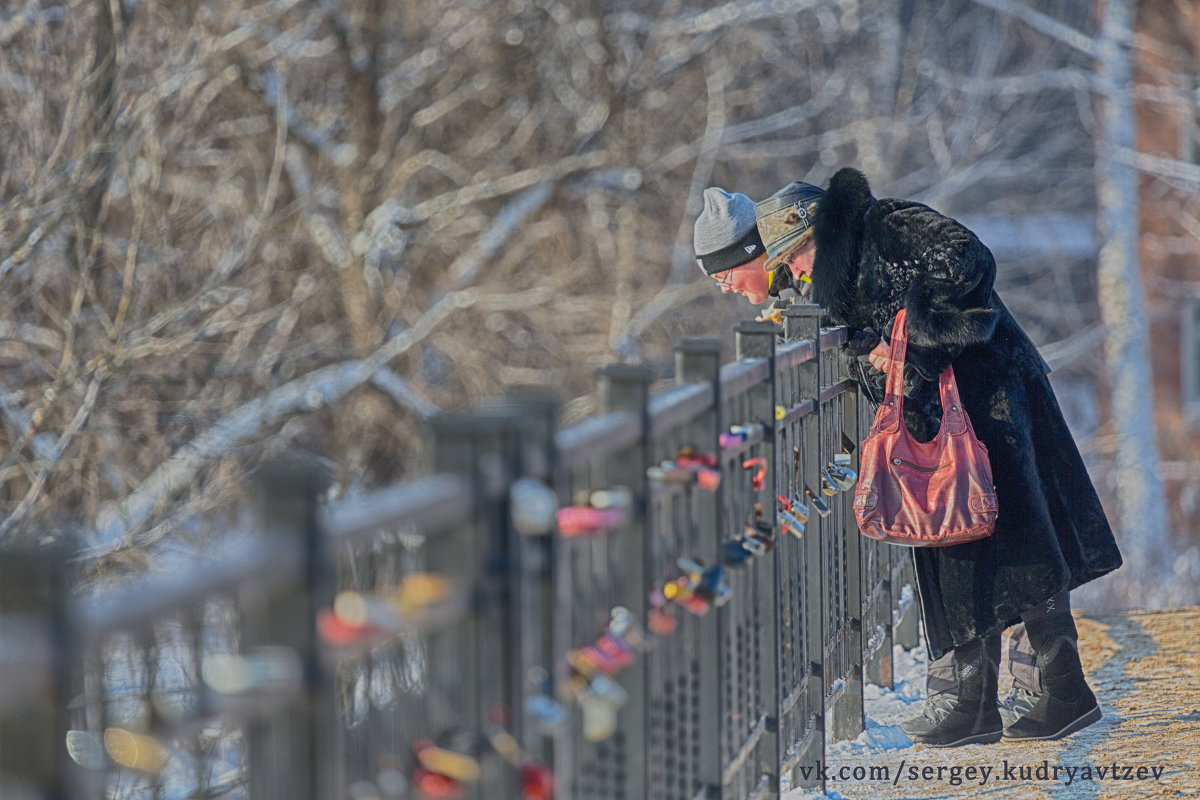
[853,309,998,546]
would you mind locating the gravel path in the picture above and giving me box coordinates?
[786,607,1200,800]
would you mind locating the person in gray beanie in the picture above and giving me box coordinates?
[698,175,1071,746]
[692,187,773,305]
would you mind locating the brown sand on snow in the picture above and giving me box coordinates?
[814,607,1200,799]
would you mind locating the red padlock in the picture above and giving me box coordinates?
[594,634,635,671]
[676,446,718,469]
[743,457,767,491]
[647,606,677,635]
[575,644,623,676]
[520,763,554,800]
[413,767,465,800]
[648,588,678,634]
[317,608,386,648]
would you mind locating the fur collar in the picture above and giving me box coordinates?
[812,167,875,324]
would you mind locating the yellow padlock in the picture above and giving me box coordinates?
[415,743,481,783]
[103,728,169,775]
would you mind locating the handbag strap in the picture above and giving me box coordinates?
[876,309,968,436]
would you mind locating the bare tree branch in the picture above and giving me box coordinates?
[447,182,554,288]
[967,0,1097,58]
[370,369,439,418]
[0,373,104,538]
[85,287,552,557]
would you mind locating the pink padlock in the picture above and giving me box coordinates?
[555,506,626,537]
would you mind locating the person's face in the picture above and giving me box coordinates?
[714,255,771,304]
[783,238,816,280]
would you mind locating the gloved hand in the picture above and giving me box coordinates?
[846,328,882,357]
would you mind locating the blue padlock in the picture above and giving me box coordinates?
[696,565,732,607]
[720,539,755,568]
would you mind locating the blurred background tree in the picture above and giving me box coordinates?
[0,0,1196,603]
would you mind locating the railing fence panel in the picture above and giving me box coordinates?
[0,313,926,800]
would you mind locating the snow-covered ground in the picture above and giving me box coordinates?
[783,643,929,800]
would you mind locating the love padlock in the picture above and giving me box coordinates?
[583,487,632,510]
[666,446,722,490]
[203,647,302,697]
[826,462,857,490]
[413,767,466,800]
[735,529,770,557]
[648,460,720,491]
[608,606,649,652]
[694,564,732,608]
[789,493,810,524]
[776,493,806,537]
[779,509,806,539]
[520,762,555,800]
[720,423,763,450]
[526,693,568,732]
[664,574,710,616]
[676,446,717,468]
[414,738,481,784]
[720,537,757,568]
[555,505,626,537]
[744,518,776,553]
[592,633,635,672]
[647,589,678,635]
[742,457,767,491]
[805,485,832,517]
[511,477,560,536]
[578,673,628,742]
[821,468,839,496]
[573,643,624,676]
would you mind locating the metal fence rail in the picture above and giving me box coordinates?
[0,304,921,800]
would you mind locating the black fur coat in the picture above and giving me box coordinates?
[813,168,1123,658]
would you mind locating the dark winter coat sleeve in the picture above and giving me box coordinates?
[876,206,1001,382]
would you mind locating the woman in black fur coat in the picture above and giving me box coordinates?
[803,168,1123,747]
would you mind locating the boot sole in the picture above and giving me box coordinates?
[1002,704,1102,741]
[915,728,1003,748]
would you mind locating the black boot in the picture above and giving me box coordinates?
[998,623,1041,728]
[910,636,1002,747]
[1002,609,1101,740]
[901,648,958,736]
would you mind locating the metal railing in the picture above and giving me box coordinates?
[0,304,920,800]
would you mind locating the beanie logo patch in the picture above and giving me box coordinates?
[744,244,757,253]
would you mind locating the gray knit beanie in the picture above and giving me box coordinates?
[693,187,764,276]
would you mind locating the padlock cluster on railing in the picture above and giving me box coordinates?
[647,445,723,491]
[316,571,555,800]
[501,422,864,754]
[318,573,469,648]
[403,727,554,800]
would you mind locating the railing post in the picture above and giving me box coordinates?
[496,394,560,782]
[857,366,896,689]
[0,547,71,800]
[830,329,866,742]
[428,409,520,799]
[596,363,654,800]
[893,552,920,650]
[245,463,332,800]
[734,320,783,798]
[785,305,826,792]
[675,337,725,800]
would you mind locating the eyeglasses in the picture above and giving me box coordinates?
[714,270,733,289]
